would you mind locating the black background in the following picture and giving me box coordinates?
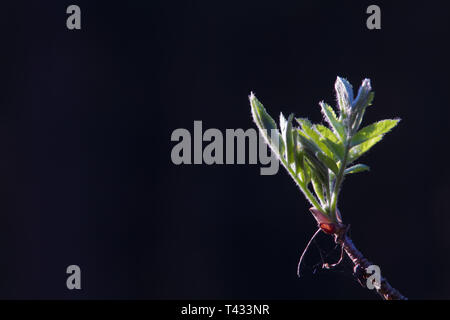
[0,0,449,299]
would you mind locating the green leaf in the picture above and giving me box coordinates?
[351,92,374,132]
[250,93,276,132]
[292,130,311,184]
[303,149,329,184]
[296,128,335,179]
[344,164,370,175]
[279,112,288,155]
[311,171,326,205]
[314,124,340,144]
[296,118,335,159]
[314,124,345,160]
[348,135,383,163]
[293,130,302,175]
[367,92,375,107]
[351,119,400,147]
[319,102,346,141]
[250,93,285,157]
[328,170,335,193]
[352,78,372,113]
[351,107,366,133]
[281,113,295,165]
[296,129,322,155]
[335,77,354,116]
[348,80,373,134]
[303,161,311,185]
[316,151,339,175]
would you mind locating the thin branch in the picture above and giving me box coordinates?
[333,224,407,300]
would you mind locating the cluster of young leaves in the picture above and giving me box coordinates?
[250,77,399,223]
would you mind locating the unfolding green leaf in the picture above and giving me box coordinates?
[296,129,322,155]
[319,102,346,141]
[367,92,375,107]
[303,149,329,184]
[316,151,339,175]
[293,130,302,175]
[351,107,366,133]
[351,119,400,147]
[296,118,335,159]
[311,171,326,205]
[328,170,335,193]
[250,93,285,157]
[314,124,339,144]
[281,113,295,165]
[296,125,337,176]
[293,130,311,184]
[303,161,311,185]
[348,135,383,163]
[335,77,354,116]
[352,78,372,113]
[314,124,345,160]
[250,93,276,132]
[344,164,370,175]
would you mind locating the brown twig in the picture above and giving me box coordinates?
[332,224,407,300]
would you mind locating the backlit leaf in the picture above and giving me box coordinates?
[344,164,370,175]
[351,119,400,147]
[315,124,345,160]
[296,118,335,159]
[250,93,285,157]
[348,135,383,163]
[316,151,339,175]
[319,102,346,141]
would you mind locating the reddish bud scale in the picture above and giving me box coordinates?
[320,223,336,234]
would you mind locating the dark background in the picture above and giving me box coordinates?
[0,0,449,299]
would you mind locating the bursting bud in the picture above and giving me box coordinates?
[309,207,343,234]
[335,77,354,117]
[352,78,372,112]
